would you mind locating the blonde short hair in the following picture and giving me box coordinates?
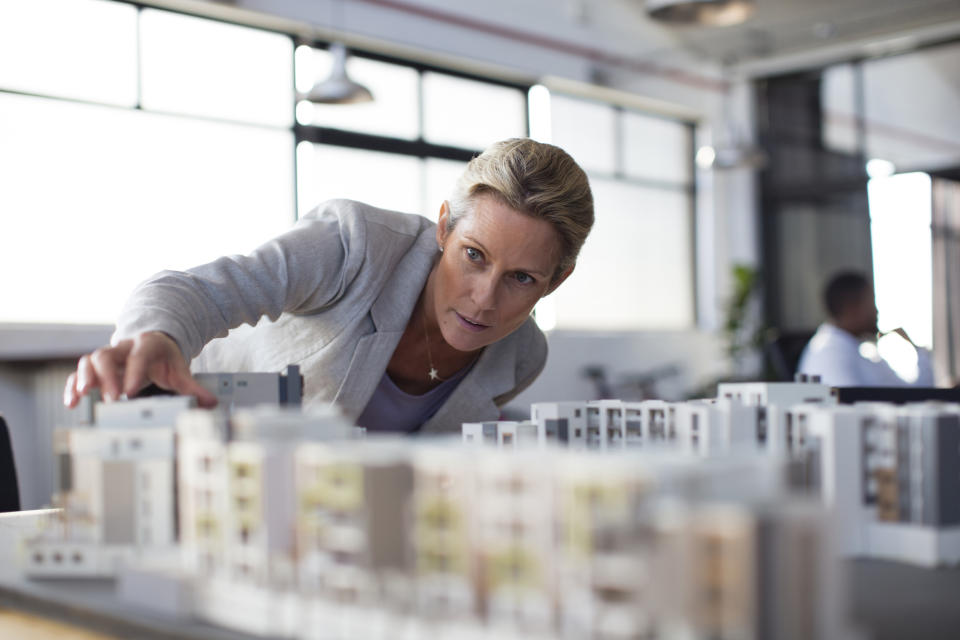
[448,138,594,283]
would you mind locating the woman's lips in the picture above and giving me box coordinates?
[455,312,489,332]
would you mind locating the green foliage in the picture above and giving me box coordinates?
[724,263,764,365]
[686,263,773,399]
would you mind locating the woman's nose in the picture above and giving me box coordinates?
[470,273,498,310]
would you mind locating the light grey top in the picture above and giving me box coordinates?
[112,199,547,433]
[357,365,472,434]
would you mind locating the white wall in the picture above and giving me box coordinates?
[505,329,727,417]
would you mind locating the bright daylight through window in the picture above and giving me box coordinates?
[868,172,934,382]
[0,0,696,333]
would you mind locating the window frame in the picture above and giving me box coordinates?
[0,0,700,337]
[292,42,532,189]
[542,91,700,330]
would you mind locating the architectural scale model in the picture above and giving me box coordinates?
[38,377,960,638]
[21,367,305,580]
[23,395,193,578]
[175,405,362,637]
[179,364,303,410]
[785,401,960,567]
[471,381,960,568]
[486,380,836,454]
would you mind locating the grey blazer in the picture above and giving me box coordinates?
[113,199,547,433]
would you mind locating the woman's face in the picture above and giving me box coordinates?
[429,193,572,353]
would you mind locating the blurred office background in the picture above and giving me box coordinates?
[1,0,960,508]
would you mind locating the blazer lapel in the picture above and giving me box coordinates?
[332,330,402,417]
[333,229,438,418]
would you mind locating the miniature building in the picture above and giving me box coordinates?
[411,446,477,620]
[530,401,589,447]
[188,405,359,637]
[717,380,835,453]
[473,450,556,632]
[639,399,676,443]
[655,499,845,640]
[788,401,960,566]
[22,377,889,638]
[24,396,193,578]
[176,409,231,578]
[194,365,302,412]
[529,399,678,450]
[672,398,760,456]
[463,420,542,448]
[555,454,655,639]
[295,439,414,606]
[462,421,500,446]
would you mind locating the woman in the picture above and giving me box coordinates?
[63,138,594,433]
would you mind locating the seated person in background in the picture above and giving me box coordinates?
[797,271,933,387]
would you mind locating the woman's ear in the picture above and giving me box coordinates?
[544,264,575,297]
[436,201,451,250]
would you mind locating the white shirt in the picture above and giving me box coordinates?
[797,323,934,387]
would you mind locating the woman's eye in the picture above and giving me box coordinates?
[465,247,482,261]
[514,272,534,285]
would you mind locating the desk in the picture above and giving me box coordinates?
[0,606,117,640]
[3,511,960,639]
[849,558,960,640]
[0,511,257,640]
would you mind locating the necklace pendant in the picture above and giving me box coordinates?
[428,367,440,381]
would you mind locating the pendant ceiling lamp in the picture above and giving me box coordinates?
[304,42,373,105]
[646,0,754,27]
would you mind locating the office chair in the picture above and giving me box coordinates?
[764,331,816,381]
[0,415,21,512]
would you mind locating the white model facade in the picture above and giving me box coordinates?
[718,380,836,453]
[788,401,960,566]
[184,406,361,637]
[27,379,938,638]
[474,450,556,633]
[22,396,192,578]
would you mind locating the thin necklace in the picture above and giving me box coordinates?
[422,305,444,382]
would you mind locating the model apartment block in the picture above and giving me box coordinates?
[23,396,193,578]
[27,378,960,638]
[785,401,960,566]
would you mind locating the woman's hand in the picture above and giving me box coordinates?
[63,331,218,409]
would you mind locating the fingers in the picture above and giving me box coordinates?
[121,347,149,400]
[64,342,133,408]
[127,332,218,408]
[169,367,219,409]
[122,331,180,399]
[65,333,219,411]
[75,354,95,395]
[88,344,130,402]
[63,372,79,409]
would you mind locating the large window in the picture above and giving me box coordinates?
[0,0,294,325]
[292,45,526,221]
[532,92,695,330]
[0,0,696,333]
[822,42,960,174]
[0,0,139,106]
[868,172,933,381]
[0,93,294,324]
